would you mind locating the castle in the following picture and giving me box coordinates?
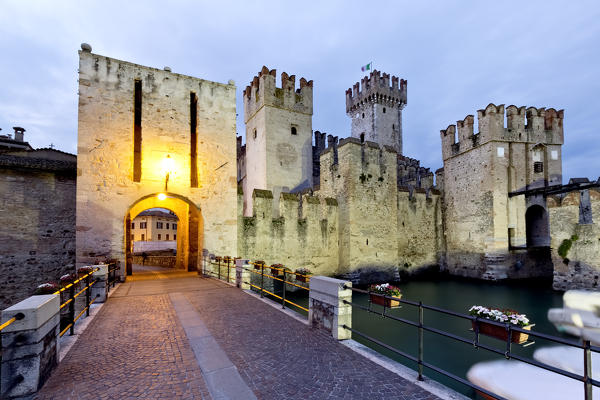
[72,45,598,289]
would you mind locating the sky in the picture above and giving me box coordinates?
[0,0,599,180]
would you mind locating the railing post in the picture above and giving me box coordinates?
[0,295,60,398]
[68,284,75,336]
[85,274,91,317]
[282,270,287,309]
[226,258,230,283]
[505,324,512,359]
[91,264,109,303]
[308,277,352,340]
[235,259,250,289]
[418,301,424,381]
[584,339,592,400]
[260,264,264,298]
[218,259,221,281]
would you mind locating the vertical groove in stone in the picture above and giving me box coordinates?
[133,79,142,182]
[190,92,198,188]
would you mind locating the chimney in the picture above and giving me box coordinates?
[13,127,25,142]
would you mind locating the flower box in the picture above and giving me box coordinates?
[296,275,310,283]
[270,264,284,276]
[295,268,312,283]
[370,293,401,308]
[472,320,532,344]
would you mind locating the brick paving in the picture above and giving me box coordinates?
[183,289,440,400]
[36,268,212,400]
[36,265,441,400]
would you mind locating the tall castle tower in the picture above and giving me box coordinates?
[346,70,407,154]
[440,104,564,279]
[243,66,313,216]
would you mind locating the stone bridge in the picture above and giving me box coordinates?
[1,264,447,400]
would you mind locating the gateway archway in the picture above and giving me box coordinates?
[125,193,203,275]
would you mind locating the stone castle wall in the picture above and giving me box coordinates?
[549,189,600,290]
[440,103,564,279]
[0,156,76,309]
[317,138,442,278]
[76,50,237,276]
[237,189,339,275]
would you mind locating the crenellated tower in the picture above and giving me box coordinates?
[242,66,313,216]
[439,103,564,280]
[346,70,407,154]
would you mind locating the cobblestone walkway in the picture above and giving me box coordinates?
[37,266,441,400]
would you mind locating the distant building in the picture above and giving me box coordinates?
[0,127,33,152]
[0,137,76,309]
[131,210,178,242]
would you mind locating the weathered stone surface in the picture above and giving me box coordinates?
[76,50,237,276]
[0,160,75,309]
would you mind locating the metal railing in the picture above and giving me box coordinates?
[343,285,598,400]
[203,256,237,284]
[107,262,119,289]
[54,268,99,338]
[243,261,310,314]
[0,312,24,333]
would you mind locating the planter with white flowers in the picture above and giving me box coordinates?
[369,283,402,308]
[469,305,533,344]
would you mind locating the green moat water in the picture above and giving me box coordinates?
[283,276,565,399]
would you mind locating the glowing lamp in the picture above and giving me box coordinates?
[157,193,167,201]
[161,154,175,191]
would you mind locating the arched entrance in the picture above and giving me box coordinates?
[525,205,550,247]
[124,193,203,275]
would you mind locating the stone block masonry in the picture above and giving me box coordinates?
[76,48,237,276]
[317,138,442,280]
[237,189,339,275]
[549,189,600,290]
[0,154,76,309]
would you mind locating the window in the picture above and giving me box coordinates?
[174,234,176,240]
[166,234,169,240]
[157,222,163,229]
[291,126,297,135]
[158,234,162,240]
[173,223,177,230]
[362,113,365,118]
[383,107,386,113]
[131,222,135,229]
[140,222,147,229]
[534,162,544,173]
[253,129,257,139]
[131,234,134,241]
[360,133,365,143]
[166,223,169,229]
[141,234,145,241]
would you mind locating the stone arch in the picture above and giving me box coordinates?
[525,204,550,247]
[124,192,203,275]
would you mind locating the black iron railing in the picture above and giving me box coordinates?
[203,256,237,284]
[343,285,597,400]
[243,262,310,314]
[54,268,99,337]
[107,262,119,289]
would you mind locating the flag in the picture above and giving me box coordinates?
[361,62,372,72]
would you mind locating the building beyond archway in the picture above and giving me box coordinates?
[125,194,202,274]
[75,49,237,278]
[526,205,550,247]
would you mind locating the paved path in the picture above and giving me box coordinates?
[37,265,441,400]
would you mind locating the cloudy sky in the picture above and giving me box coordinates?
[1,0,598,180]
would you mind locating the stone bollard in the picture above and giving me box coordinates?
[1,295,60,399]
[236,259,251,290]
[90,264,109,303]
[309,276,352,340]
